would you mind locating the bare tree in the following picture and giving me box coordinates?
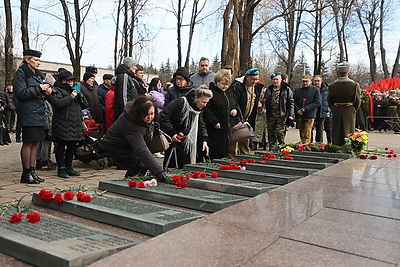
[221,0,239,73]
[20,0,30,50]
[379,0,389,78]
[4,0,14,85]
[59,0,94,79]
[392,41,400,77]
[355,0,379,82]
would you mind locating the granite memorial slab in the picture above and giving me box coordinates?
[290,150,351,159]
[253,151,341,163]
[212,159,313,176]
[99,180,248,212]
[183,164,301,185]
[0,212,140,267]
[186,176,279,197]
[32,193,203,236]
[235,154,330,169]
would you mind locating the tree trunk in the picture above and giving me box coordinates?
[184,0,201,69]
[221,0,234,67]
[73,0,82,79]
[128,0,136,56]
[20,0,30,50]
[114,0,122,69]
[379,0,389,78]
[391,40,400,77]
[4,0,14,86]
[177,0,182,68]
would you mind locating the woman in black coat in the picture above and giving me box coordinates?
[160,86,212,169]
[47,70,86,178]
[203,69,238,159]
[81,72,103,124]
[12,49,52,184]
[103,95,167,181]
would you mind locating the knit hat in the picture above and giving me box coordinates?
[103,74,114,80]
[23,49,42,58]
[83,72,95,82]
[173,67,190,82]
[58,70,75,81]
[123,57,137,68]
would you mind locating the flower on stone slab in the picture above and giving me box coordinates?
[267,153,277,159]
[137,182,145,188]
[261,160,267,164]
[54,193,63,204]
[63,191,75,200]
[9,212,24,224]
[359,154,367,159]
[26,212,41,223]
[211,171,218,178]
[284,155,294,160]
[370,155,378,160]
[38,189,54,202]
[199,172,207,178]
[128,180,137,187]
[76,192,92,202]
[192,171,200,178]
[240,159,248,165]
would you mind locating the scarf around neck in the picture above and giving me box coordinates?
[181,96,201,164]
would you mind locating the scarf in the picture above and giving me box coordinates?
[180,97,201,164]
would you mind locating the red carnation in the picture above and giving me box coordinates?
[390,150,395,154]
[302,98,307,102]
[370,155,378,160]
[0,217,2,221]
[9,213,24,224]
[179,180,188,188]
[63,191,75,200]
[128,180,137,187]
[388,154,393,158]
[262,155,267,159]
[385,147,389,150]
[261,160,267,164]
[77,192,92,202]
[211,171,218,178]
[267,153,277,159]
[54,193,63,204]
[185,173,191,180]
[247,159,255,163]
[239,159,248,165]
[281,150,290,155]
[26,212,41,223]
[137,182,145,188]
[199,172,207,178]
[393,154,398,157]
[192,171,200,178]
[359,155,367,159]
[38,189,54,202]
[284,155,294,160]
[172,175,183,182]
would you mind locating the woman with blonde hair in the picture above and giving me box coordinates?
[203,69,238,159]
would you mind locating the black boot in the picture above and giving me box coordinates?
[36,159,43,170]
[57,167,69,179]
[41,160,54,170]
[66,167,80,176]
[3,128,11,144]
[0,128,3,145]
[30,167,45,182]
[20,169,40,184]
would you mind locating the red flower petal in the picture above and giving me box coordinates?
[199,172,207,178]
[393,154,398,157]
[359,155,367,159]
[9,213,24,224]
[128,180,137,187]
[385,147,389,150]
[137,182,145,188]
[63,191,75,200]
[370,155,378,160]
[54,193,63,204]
[261,160,267,164]
[211,171,218,178]
[26,212,41,223]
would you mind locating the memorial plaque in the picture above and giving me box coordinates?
[99,180,248,212]
[32,193,203,236]
[187,176,279,197]
[212,159,313,176]
[290,150,351,159]
[184,164,300,185]
[0,212,140,267]
[253,151,341,163]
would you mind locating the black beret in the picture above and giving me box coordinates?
[58,70,75,81]
[103,74,114,80]
[23,49,42,58]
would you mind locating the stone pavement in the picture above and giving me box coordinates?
[1,128,400,266]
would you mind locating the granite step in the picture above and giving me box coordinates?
[32,193,203,236]
[289,150,352,159]
[99,180,248,212]
[235,154,330,169]
[254,151,341,163]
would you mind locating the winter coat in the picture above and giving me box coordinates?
[105,85,115,129]
[293,85,321,119]
[47,82,86,141]
[230,76,263,129]
[316,82,330,118]
[203,82,238,159]
[164,81,194,107]
[81,82,103,124]
[264,82,294,120]
[97,83,109,117]
[12,63,47,127]
[114,64,146,121]
[103,102,164,176]
[190,71,215,89]
[149,89,165,113]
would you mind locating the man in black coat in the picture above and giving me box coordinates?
[230,68,263,155]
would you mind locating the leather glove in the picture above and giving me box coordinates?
[156,172,167,183]
[285,118,295,127]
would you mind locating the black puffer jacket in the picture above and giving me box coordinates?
[103,101,164,176]
[164,81,194,107]
[47,82,86,141]
[12,63,47,127]
[81,82,103,124]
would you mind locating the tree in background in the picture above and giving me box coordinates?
[4,0,14,85]
[20,0,30,51]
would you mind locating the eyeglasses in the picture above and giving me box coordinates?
[176,77,186,81]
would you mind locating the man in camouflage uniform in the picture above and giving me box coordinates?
[328,62,361,146]
[252,87,268,150]
[264,73,294,148]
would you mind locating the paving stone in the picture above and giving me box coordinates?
[235,154,330,169]
[212,159,314,176]
[99,180,248,212]
[184,164,301,185]
[0,212,140,267]
[32,193,203,236]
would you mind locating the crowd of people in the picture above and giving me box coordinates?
[3,49,400,185]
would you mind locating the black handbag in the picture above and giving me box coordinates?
[148,130,171,153]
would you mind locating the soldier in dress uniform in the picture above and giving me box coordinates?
[327,62,361,146]
[387,90,400,133]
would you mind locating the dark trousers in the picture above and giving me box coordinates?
[4,110,16,131]
[55,139,78,168]
[315,117,332,143]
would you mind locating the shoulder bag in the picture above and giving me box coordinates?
[148,129,172,153]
